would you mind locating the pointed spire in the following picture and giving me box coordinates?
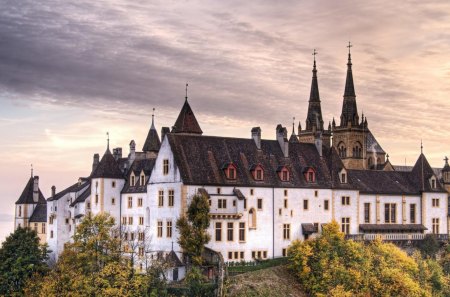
[421,139,423,154]
[443,156,450,173]
[172,84,203,135]
[106,132,110,151]
[344,41,356,97]
[305,49,324,132]
[340,42,359,127]
[290,117,299,143]
[31,164,33,177]
[298,122,302,134]
[143,108,161,152]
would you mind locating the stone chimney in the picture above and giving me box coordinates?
[314,131,323,157]
[129,140,136,165]
[161,127,170,142]
[92,153,100,173]
[113,147,122,161]
[276,124,289,158]
[33,176,39,202]
[251,127,261,150]
[51,185,56,199]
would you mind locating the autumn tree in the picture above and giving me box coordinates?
[0,227,49,296]
[176,193,211,266]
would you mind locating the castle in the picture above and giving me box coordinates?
[14,47,450,278]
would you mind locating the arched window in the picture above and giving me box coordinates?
[145,207,150,227]
[368,157,373,167]
[248,208,256,229]
[376,157,381,165]
[353,142,362,158]
[338,142,346,158]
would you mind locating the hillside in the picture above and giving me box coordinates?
[225,265,306,297]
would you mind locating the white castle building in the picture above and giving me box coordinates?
[14,50,450,276]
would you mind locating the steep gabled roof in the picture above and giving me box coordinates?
[171,99,203,134]
[48,179,89,201]
[29,202,47,222]
[122,158,157,193]
[142,115,161,152]
[411,153,446,192]
[91,149,124,179]
[70,184,91,207]
[15,177,46,204]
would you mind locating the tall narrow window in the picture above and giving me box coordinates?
[34,223,38,233]
[410,204,416,223]
[130,175,135,186]
[243,198,247,210]
[284,199,288,209]
[128,217,133,225]
[218,199,227,209]
[227,222,234,241]
[432,218,440,234]
[140,175,145,186]
[239,222,245,241]
[283,224,290,239]
[41,223,46,234]
[138,198,143,207]
[432,198,440,207]
[324,200,329,211]
[168,190,174,207]
[167,221,172,238]
[384,203,396,223]
[157,221,163,237]
[341,196,350,205]
[364,203,370,223]
[163,159,169,175]
[341,217,350,234]
[303,199,309,210]
[18,206,21,217]
[215,222,222,241]
[257,198,263,210]
[139,216,144,225]
[248,208,256,228]
[158,190,164,207]
[128,197,132,208]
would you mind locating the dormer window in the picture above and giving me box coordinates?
[222,163,237,180]
[303,167,316,183]
[140,174,145,186]
[339,168,348,184]
[250,164,264,181]
[277,166,290,182]
[130,174,135,186]
[430,176,437,189]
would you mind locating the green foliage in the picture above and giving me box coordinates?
[185,267,215,297]
[0,227,49,296]
[288,221,450,297]
[418,234,440,259]
[176,193,211,266]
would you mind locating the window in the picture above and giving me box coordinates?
[341,173,346,183]
[257,198,263,210]
[138,247,144,257]
[283,224,290,240]
[42,223,46,234]
[218,199,227,209]
[248,209,256,228]
[138,232,145,241]
[215,222,222,241]
[324,200,329,211]
[128,217,133,225]
[308,172,314,182]
[250,189,254,196]
[353,142,362,158]
[130,175,135,186]
[278,167,290,181]
[140,175,145,186]
[158,190,164,207]
[315,190,318,197]
[49,216,54,225]
[224,163,237,180]
[279,208,282,215]
[282,248,287,257]
[233,200,236,207]
[217,188,221,194]
[227,222,234,241]
[124,232,129,241]
[341,196,350,205]
[303,199,309,210]
[163,159,169,175]
[18,206,21,217]
[228,252,233,260]
[252,165,264,181]
[239,222,245,241]
[95,194,99,204]
[410,204,416,223]
[341,217,350,234]
[111,197,115,205]
[138,198,143,207]
[256,169,263,180]
[139,216,144,225]
[364,203,370,223]
[432,218,440,234]
[167,221,172,238]
[432,198,440,207]
[243,198,247,210]
[431,179,436,189]
[34,223,38,233]
[65,218,69,224]
[240,251,244,259]
[112,181,116,188]
[338,143,346,158]
[122,217,127,225]
[130,233,135,241]
[50,230,54,238]
[157,221,163,237]
[128,197,133,208]
[284,189,288,197]
[284,199,288,208]
[87,202,91,209]
[168,190,174,207]
[384,203,396,223]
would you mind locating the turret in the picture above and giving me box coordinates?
[305,50,324,132]
[340,42,359,127]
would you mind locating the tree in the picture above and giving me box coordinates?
[176,193,211,266]
[418,234,440,259]
[0,227,49,296]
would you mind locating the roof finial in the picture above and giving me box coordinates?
[151,108,156,129]
[347,41,352,55]
[420,139,423,154]
[445,156,449,166]
[312,48,317,63]
[31,164,33,177]
[185,83,189,101]
[292,117,295,134]
[107,132,110,150]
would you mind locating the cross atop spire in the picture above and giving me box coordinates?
[347,41,352,54]
[185,83,189,101]
[444,156,449,166]
[312,48,317,62]
[292,117,295,133]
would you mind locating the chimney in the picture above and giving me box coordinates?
[161,127,170,142]
[51,185,56,199]
[129,140,136,165]
[92,153,100,173]
[33,176,39,202]
[251,127,261,150]
[314,131,323,157]
[276,124,289,158]
[113,147,122,161]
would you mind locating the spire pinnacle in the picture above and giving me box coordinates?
[31,164,33,177]
[292,117,295,134]
[151,108,156,130]
[421,139,423,154]
[305,48,323,132]
[185,83,188,101]
[445,156,449,166]
[107,132,110,150]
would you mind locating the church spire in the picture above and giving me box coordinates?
[305,49,324,132]
[340,42,359,127]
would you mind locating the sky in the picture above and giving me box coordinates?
[1,0,449,242]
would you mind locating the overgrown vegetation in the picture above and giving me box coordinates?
[288,221,450,297]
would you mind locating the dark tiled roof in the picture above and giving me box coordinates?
[91,149,124,179]
[172,100,203,134]
[233,188,245,200]
[166,250,183,267]
[167,134,334,188]
[305,60,324,131]
[70,184,91,207]
[348,170,416,195]
[29,202,47,222]
[15,177,46,204]
[142,119,161,152]
[48,180,89,201]
[302,223,317,234]
[121,158,156,193]
[410,153,446,193]
[359,224,427,232]
[366,131,385,154]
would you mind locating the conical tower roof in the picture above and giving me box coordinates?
[142,112,161,152]
[91,148,124,179]
[172,98,203,135]
[15,176,45,204]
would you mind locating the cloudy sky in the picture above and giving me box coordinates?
[1,0,449,241]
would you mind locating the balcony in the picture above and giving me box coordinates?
[345,233,449,242]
